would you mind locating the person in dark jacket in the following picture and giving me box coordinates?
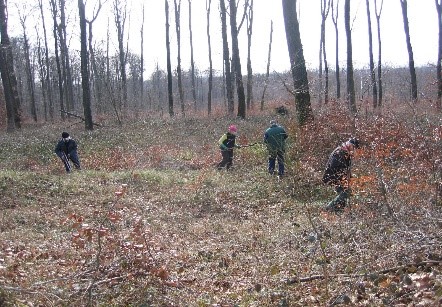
[217,125,241,170]
[264,119,288,178]
[322,137,360,213]
[55,132,81,173]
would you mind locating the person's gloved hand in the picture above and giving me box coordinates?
[220,144,228,150]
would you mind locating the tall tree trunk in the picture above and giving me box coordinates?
[282,0,313,125]
[344,0,357,113]
[400,0,418,102]
[220,0,234,115]
[260,20,273,111]
[165,0,174,117]
[206,0,213,115]
[140,5,145,110]
[188,0,197,111]
[114,0,128,110]
[38,0,54,121]
[319,0,330,105]
[0,0,21,131]
[37,40,48,121]
[228,0,246,119]
[374,0,384,107]
[436,0,442,111]
[246,0,254,110]
[366,0,378,109]
[19,14,37,122]
[50,0,65,119]
[331,0,341,100]
[59,0,74,112]
[78,0,93,130]
[86,1,104,115]
[174,0,185,115]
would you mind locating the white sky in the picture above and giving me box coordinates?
[8,0,439,76]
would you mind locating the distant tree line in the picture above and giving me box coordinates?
[0,0,440,132]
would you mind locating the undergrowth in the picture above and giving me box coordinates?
[0,103,441,306]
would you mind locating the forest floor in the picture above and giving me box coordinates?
[0,104,442,306]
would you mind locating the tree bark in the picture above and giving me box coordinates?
[220,0,234,115]
[140,4,145,110]
[436,0,442,110]
[18,12,37,122]
[114,0,128,110]
[331,0,341,100]
[59,0,75,112]
[246,0,254,110]
[188,0,197,111]
[206,0,213,115]
[0,0,21,131]
[165,0,174,117]
[366,0,378,109]
[344,0,357,113]
[400,0,418,102]
[319,0,330,105]
[78,0,93,131]
[49,0,65,119]
[38,0,54,121]
[229,0,246,119]
[282,0,313,125]
[374,0,384,107]
[173,0,185,115]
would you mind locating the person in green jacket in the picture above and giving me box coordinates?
[217,124,241,170]
[264,119,288,177]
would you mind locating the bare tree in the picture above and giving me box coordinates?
[0,0,21,131]
[246,0,254,110]
[173,0,185,115]
[86,0,105,114]
[206,0,213,115]
[140,4,145,110]
[78,0,93,130]
[229,0,246,119]
[331,0,341,100]
[114,0,128,109]
[58,0,75,112]
[319,0,330,105]
[400,0,417,102]
[165,0,174,117]
[38,0,54,121]
[17,4,37,122]
[374,0,384,107]
[436,0,442,110]
[188,0,197,111]
[366,0,378,109]
[49,0,65,119]
[260,20,273,111]
[219,0,234,115]
[282,0,313,125]
[344,0,357,113]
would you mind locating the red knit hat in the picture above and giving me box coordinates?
[228,125,237,133]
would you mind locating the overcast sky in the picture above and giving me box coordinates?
[9,0,439,76]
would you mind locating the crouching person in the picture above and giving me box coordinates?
[322,137,360,213]
[55,132,81,173]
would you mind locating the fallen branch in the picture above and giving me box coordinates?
[60,110,102,127]
[287,260,442,284]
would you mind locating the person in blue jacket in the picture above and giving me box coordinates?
[322,137,360,213]
[264,119,288,178]
[217,125,241,170]
[55,132,81,173]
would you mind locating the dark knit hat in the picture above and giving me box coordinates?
[62,132,69,138]
[349,137,360,148]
